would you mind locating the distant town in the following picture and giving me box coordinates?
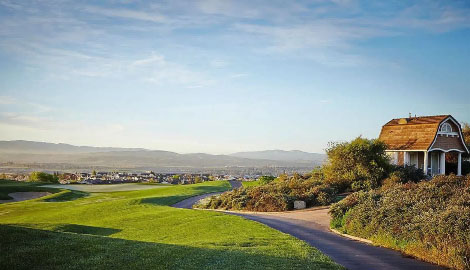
[0,171,262,185]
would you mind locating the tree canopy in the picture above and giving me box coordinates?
[323,137,390,191]
[462,122,470,159]
[29,172,59,183]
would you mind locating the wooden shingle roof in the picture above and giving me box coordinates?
[379,115,450,150]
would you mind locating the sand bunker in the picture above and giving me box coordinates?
[0,192,51,203]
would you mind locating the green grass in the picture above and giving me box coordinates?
[241,180,262,188]
[0,180,60,200]
[0,180,342,270]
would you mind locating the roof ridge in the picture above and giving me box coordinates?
[390,114,449,121]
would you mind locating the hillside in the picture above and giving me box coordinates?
[0,141,325,171]
[230,150,326,163]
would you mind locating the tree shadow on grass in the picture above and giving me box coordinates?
[0,224,343,270]
[54,224,121,236]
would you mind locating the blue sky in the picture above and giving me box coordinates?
[0,0,469,154]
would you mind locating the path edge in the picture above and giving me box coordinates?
[330,228,373,244]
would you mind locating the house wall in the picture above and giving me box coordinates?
[430,120,467,152]
[417,152,424,170]
[431,136,466,152]
[397,152,404,166]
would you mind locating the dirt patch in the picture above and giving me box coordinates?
[0,192,51,203]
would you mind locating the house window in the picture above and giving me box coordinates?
[440,123,452,133]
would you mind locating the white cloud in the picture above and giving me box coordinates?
[133,53,216,88]
[83,6,168,23]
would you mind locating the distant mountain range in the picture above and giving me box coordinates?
[230,150,325,162]
[0,140,326,171]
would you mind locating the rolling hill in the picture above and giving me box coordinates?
[0,141,326,171]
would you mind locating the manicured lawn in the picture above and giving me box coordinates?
[0,180,60,200]
[241,180,261,188]
[41,183,168,192]
[0,180,342,270]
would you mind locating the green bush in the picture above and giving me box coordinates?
[330,174,470,270]
[258,175,276,185]
[196,174,337,212]
[323,137,390,192]
[29,172,59,183]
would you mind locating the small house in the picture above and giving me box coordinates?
[379,115,468,176]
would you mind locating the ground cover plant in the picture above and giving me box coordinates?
[330,174,470,270]
[0,180,342,270]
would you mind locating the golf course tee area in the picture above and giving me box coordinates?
[0,180,342,270]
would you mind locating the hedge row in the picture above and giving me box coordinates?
[330,174,470,270]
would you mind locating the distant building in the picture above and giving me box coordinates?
[379,115,468,176]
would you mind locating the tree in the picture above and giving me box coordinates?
[194,176,203,184]
[171,174,181,184]
[462,122,470,159]
[29,172,59,183]
[92,170,97,176]
[323,137,390,191]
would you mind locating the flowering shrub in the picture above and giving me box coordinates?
[330,174,470,270]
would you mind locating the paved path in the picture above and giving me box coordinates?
[172,181,443,270]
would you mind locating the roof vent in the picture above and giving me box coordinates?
[398,118,408,124]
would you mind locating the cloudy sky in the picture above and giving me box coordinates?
[0,0,469,154]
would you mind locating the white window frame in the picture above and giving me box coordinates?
[440,122,452,133]
[437,121,458,136]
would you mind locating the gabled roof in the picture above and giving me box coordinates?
[379,115,450,150]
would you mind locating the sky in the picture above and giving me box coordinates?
[0,0,469,154]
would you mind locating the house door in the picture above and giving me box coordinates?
[431,152,440,175]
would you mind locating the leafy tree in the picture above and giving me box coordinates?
[171,174,180,184]
[194,176,203,184]
[323,137,390,191]
[29,172,59,183]
[462,122,470,159]
[91,170,97,176]
[258,175,275,185]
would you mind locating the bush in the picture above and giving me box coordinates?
[330,174,470,270]
[381,165,426,189]
[29,172,59,183]
[323,137,390,192]
[258,175,275,185]
[196,174,338,212]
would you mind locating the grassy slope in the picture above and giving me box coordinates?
[241,180,261,188]
[0,180,342,270]
[0,180,60,200]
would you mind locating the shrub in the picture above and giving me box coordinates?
[330,174,470,270]
[29,172,59,183]
[258,175,276,185]
[323,137,391,192]
[196,174,338,212]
